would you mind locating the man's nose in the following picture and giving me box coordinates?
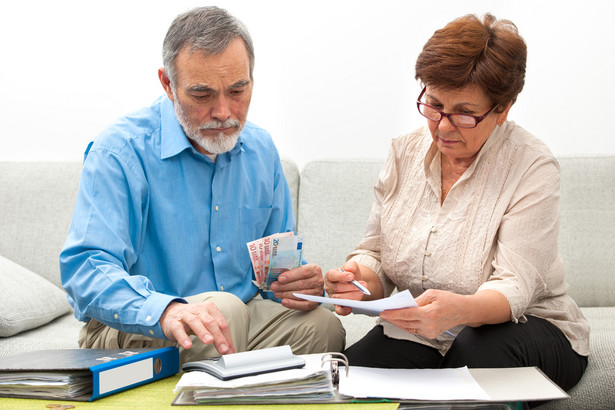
[211,94,231,121]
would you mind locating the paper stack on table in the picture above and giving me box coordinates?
[173,351,568,406]
[247,232,303,291]
[0,347,179,402]
[174,354,334,405]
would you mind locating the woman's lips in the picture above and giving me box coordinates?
[438,136,459,144]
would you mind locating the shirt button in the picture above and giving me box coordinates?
[114,313,119,319]
[220,286,224,291]
[430,226,438,232]
[149,330,155,336]
[146,316,152,322]
[216,246,222,252]
[215,205,219,212]
[424,251,431,256]
[422,275,428,281]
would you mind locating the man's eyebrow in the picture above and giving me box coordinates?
[187,80,250,93]
[229,79,251,89]
[187,84,215,93]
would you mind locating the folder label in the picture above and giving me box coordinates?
[99,357,153,394]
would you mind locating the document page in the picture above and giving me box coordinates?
[338,366,490,401]
[293,289,417,315]
[469,367,568,401]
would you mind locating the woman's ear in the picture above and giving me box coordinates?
[497,102,513,125]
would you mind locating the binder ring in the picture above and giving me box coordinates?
[321,352,349,384]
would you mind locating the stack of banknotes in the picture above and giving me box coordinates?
[247,232,303,291]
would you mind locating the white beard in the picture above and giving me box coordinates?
[173,98,243,155]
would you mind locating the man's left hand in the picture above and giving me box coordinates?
[269,264,323,311]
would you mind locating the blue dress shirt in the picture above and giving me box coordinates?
[60,95,296,339]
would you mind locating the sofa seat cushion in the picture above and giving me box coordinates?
[0,255,71,337]
[535,306,615,409]
[0,313,82,358]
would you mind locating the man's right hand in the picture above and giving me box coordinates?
[159,301,236,355]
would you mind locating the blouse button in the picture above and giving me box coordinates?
[216,246,222,252]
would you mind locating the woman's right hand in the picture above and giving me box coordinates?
[324,260,369,316]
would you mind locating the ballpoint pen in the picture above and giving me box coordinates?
[350,279,371,296]
[337,268,371,295]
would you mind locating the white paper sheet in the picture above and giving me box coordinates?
[339,366,491,401]
[293,289,417,315]
[469,367,569,401]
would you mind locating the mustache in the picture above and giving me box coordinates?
[199,119,241,131]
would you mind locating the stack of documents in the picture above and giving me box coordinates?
[0,371,92,400]
[174,354,334,405]
[0,347,179,401]
[174,352,569,406]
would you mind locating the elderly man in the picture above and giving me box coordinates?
[60,6,344,364]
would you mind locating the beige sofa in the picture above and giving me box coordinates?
[1,157,613,409]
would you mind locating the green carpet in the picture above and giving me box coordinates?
[0,374,398,409]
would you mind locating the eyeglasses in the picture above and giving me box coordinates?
[416,87,497,129]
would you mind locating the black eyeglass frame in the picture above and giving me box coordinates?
[416,87,498,129]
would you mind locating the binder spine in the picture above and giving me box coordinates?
[90,346,179,401]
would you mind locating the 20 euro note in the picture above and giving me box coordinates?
[263,235,304,291]
[246,232,295,289]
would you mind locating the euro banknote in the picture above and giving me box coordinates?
[247,232,303,291]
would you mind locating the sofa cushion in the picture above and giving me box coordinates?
[0,255,71,337]
[280,156,299,223]
[298,159,384,273]
[0,162,82,288]
[558,156,615,307]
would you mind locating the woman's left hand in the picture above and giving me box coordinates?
[379,289,467,339]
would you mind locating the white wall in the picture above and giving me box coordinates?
[2,0,613,169]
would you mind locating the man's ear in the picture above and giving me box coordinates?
[158,68,174,101]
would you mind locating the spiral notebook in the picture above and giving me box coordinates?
[172,346,568,406]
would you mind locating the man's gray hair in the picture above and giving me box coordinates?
[162,6,255,86]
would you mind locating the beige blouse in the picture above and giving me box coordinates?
[348,121,590,356]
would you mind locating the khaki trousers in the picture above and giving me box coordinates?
[79,292,345,364]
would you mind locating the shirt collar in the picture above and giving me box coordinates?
[159,95,245,161]
[160,96,192,160]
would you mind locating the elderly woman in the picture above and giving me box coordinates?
[325,13,589,393]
